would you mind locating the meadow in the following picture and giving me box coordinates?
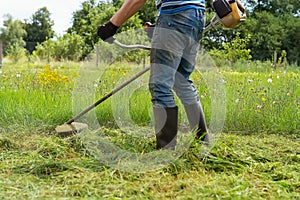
[0,61,299,199]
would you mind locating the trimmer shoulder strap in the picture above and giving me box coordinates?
[213,0,232,18]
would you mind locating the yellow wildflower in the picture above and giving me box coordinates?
[261,97,267,102]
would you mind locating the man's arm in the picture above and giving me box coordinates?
[111,0,147,27]
[97,0,147,42]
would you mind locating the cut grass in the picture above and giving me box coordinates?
[0,130,299,199]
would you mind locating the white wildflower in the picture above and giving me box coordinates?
[267,78,272,83]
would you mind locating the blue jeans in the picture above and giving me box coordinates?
[149,9,205,108]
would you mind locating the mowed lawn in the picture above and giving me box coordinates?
[0,62,299,199]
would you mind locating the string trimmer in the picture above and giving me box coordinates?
[55,0,246,137]
[55,41,151,137]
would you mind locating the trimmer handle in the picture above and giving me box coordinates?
[144,22,155,39]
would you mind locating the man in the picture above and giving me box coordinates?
[98,0,209,150]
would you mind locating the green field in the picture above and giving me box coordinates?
[0,62,299,199]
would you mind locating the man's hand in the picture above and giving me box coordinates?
[97,21,119,43]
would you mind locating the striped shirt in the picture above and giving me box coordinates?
[156,0,206,15]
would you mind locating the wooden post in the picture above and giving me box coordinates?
[0,42,3,68]
[47,45,50,67]
[281,50,287,70]
[96,45,99,69]
[273,50,277,70]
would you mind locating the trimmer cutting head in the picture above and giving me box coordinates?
[55,122,88,137]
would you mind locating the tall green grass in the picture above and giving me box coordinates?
[0,62,299,135]
[0,63,77,132]
[93,65,299,136]
[222,71,299,135]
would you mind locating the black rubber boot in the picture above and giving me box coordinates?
[184,102,209,144]
[153,106,178,150]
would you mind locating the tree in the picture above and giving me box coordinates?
[246,0,300,16]
[279,14,300,64]
[112,0,157,23]
[241,11,283,61]
[203,1,300,65]
[68,0,116,58]
[138,0,157,23]
[0,14,27,61]
[23,7,54,53]
[68,0,142,59]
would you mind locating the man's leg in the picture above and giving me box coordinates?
[153,106,178,149]
[149,51,181,150]
[149,9,202,149]
[173,58,209,144]
[184,102,209,143]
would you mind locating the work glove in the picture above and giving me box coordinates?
[97,21,119,43]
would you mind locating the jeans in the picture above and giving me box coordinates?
[149,8,205,108]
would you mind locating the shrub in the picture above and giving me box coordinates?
[209,32,252,68]
[33,33,84,61]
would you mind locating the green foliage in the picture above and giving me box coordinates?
[5,43,27,63]
[32,39,54,62]
[279,13,300,64]
[138,0,158,23]
[68,1,116,59]
[277,50,288,69]
[112,0,157,23]
[222,33,252,62]
[0,14,27,57]
[54,33,84,61]
[1,0,299,64]
[239,11,300,65]
[23,7,55,54]
[209,32,252,68]
[33,33,84,61]
[68,0,144,59]
[246,0,300,16]
[242,11,283,61]
[68,0,147,62]
[203,1,300,65]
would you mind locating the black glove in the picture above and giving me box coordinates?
[97,21,119,43]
